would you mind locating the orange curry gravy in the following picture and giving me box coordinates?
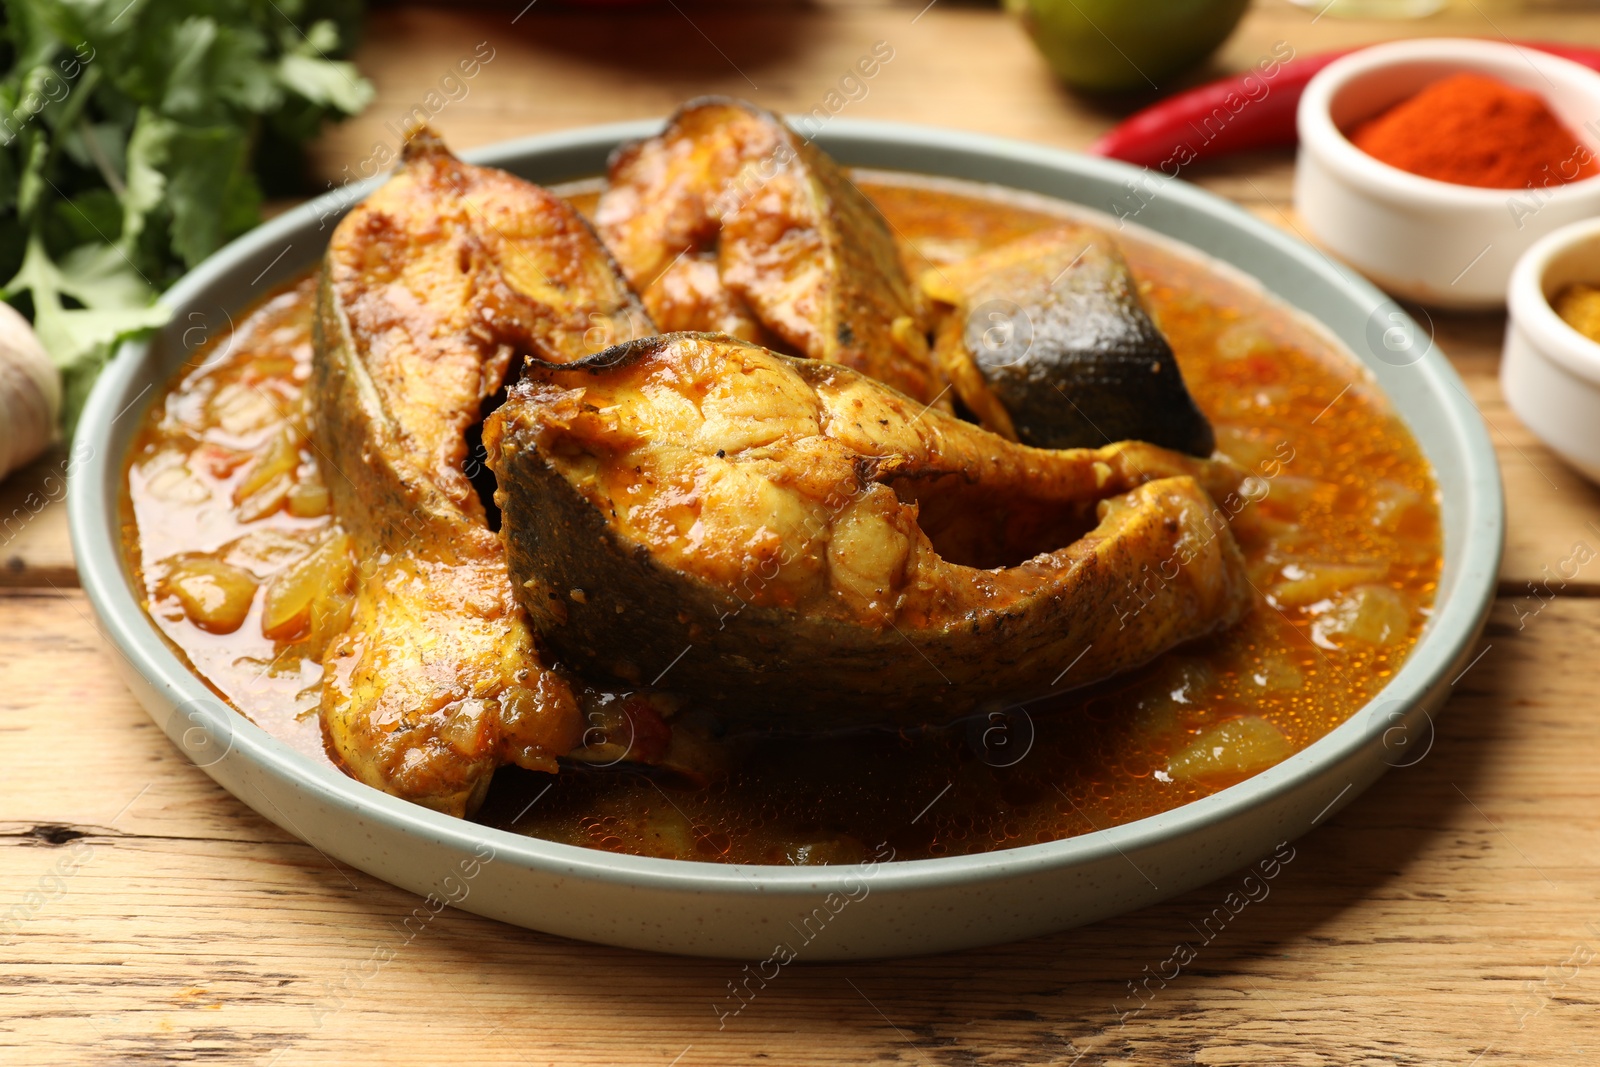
[122,173,1441,865]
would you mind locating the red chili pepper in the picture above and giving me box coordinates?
[1088,40,1600,170]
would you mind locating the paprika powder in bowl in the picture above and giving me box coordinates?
[1295,38,1600,309]
[1503,217,1600,482]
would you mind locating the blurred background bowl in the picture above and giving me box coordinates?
[1295,38,1600,309]
[1503,216,1600,481]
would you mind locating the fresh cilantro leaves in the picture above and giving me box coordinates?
[0,0,372,435]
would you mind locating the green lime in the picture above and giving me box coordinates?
[1007,0,1251,93]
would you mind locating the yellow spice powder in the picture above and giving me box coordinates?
[1554,283,1600,343]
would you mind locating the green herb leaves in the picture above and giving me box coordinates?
[0,0,373,435]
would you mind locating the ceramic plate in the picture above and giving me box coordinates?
[67,120,1503,959]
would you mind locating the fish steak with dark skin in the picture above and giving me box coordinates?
[596,96,947,407]
[923,223,1215,456]
[310,127,656,815]
[486,332,1253,732]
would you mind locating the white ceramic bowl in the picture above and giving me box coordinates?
[69,120,1503,960]
[1503,217,1600,481]
[1296,38,1600,310]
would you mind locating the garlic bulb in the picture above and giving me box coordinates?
[0,301,60,483]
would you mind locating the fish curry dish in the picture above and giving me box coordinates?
[122,100,1441,865]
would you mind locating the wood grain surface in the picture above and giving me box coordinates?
[5,2,1600,1064]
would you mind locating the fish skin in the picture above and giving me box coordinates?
[310,129,652,814]
[924,224,1216,457]
[487,332,1252,732]
[596,96,947,406]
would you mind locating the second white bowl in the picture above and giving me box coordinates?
[1504,217,1600,482]
[1296,38,1600,310]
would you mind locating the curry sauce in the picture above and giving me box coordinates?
[122,173,1441,865]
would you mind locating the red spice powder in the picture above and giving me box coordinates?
[1348,72,1598,189]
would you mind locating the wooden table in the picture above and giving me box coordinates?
[6,2,1600,1062]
